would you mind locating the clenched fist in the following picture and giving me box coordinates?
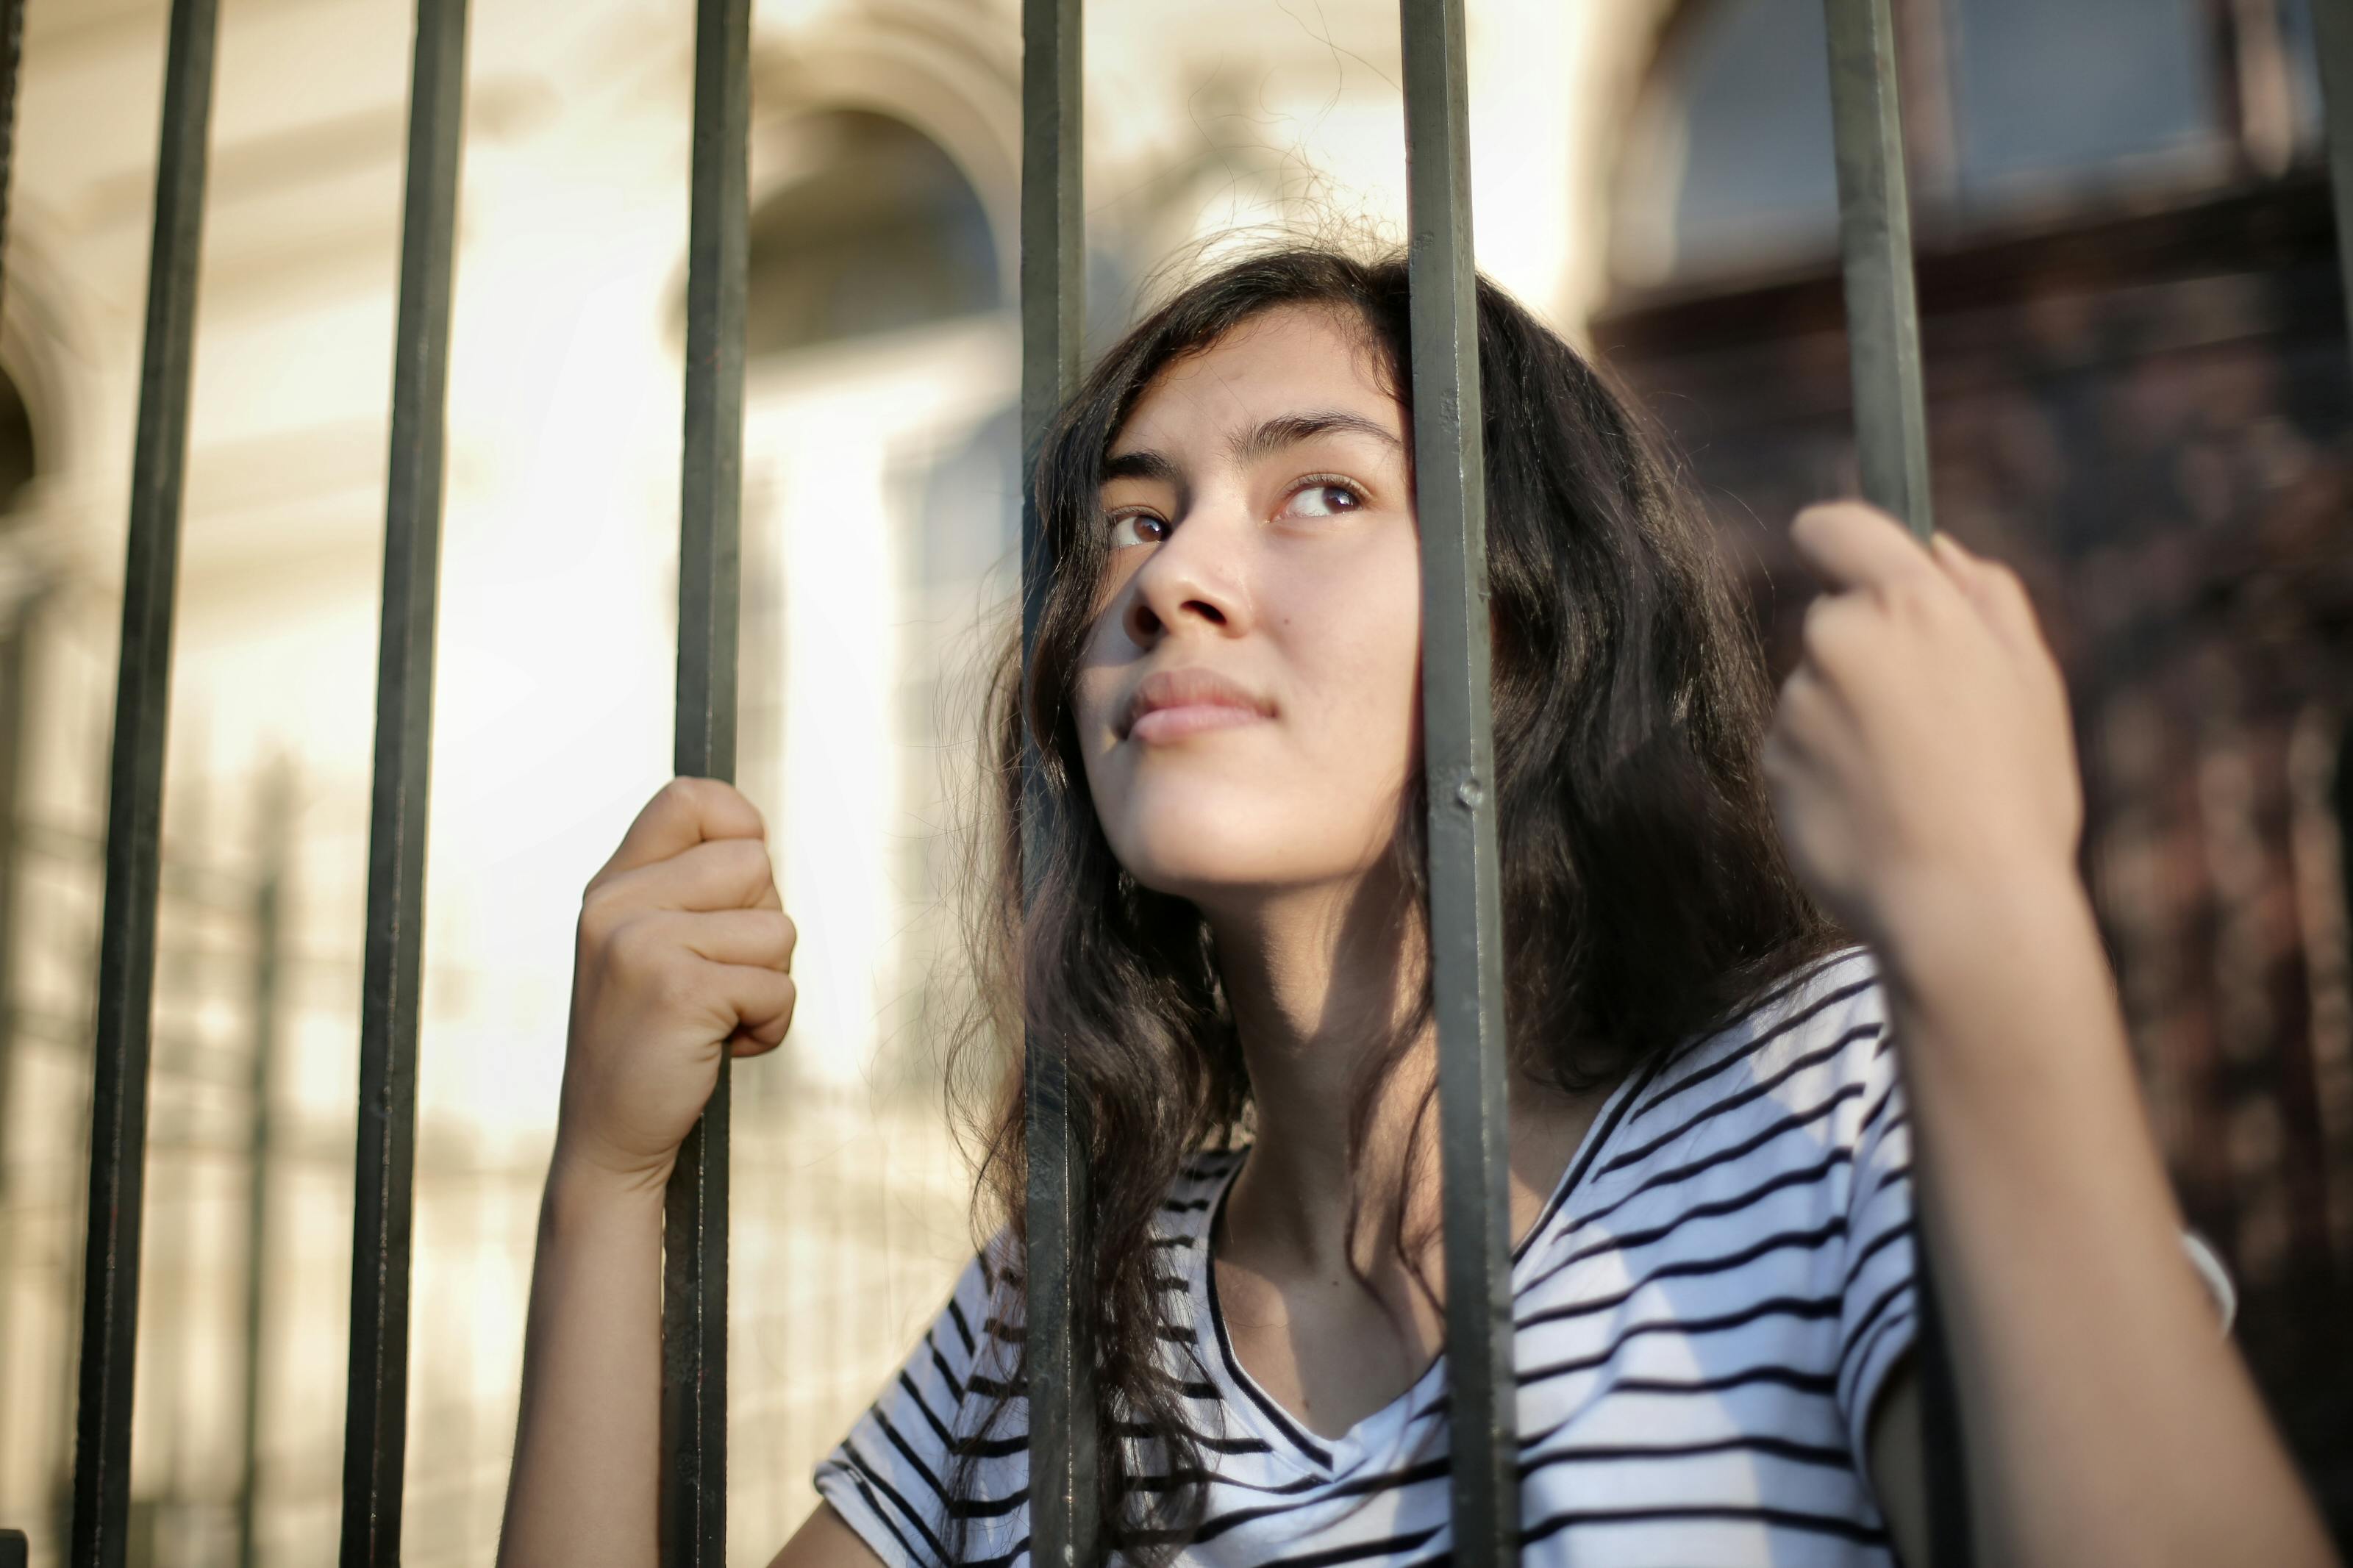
[1761,502,2085,958]
[555,777,797,1190]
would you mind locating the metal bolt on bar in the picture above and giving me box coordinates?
[663,0,749,1560]
[1398,3,1516,1565]
[1819,2,1969,1566]
[339,1,471,1563]
[70,1,223,1562]
[1018,0,1095,1564]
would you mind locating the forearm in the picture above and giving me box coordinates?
[497,1150,668,1567]
[1877,874,2335,1568]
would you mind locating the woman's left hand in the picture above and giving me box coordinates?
[1760,501,2085,956]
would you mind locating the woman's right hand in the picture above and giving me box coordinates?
[555,776,798,1192]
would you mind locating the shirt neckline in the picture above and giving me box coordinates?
[1190,1056,1665,1476]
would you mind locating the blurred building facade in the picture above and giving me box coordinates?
[0,0,2343,1564]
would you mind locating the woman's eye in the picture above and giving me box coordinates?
[1285,483,1363,519]
[1111,511,1168,545]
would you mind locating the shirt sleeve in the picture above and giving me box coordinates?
[813,1243,1021,1568]
[1831,994,1919,1489]
[1824,989,2240,1499]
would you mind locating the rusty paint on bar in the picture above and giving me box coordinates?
[1019,0,1093,1564]
[69,1,222,1562]
[1398,3,1516,1565]
[1821,3,1971,1566]
[337,3,471,1561]
[661,0,748,1560]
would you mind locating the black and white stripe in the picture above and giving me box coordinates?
[817,945,1918,1566]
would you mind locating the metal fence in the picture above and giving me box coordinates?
[5,0,2352,1565]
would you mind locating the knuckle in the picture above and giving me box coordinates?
[1799,595,1851,659]
[604,917,666,980]
[657,775,721,824]
[579,882,626,943]
[724,836,774,884]
[1882,575,1938,623]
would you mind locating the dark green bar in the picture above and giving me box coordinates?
[1824,0,1932,537]
[2315,0,2353,368]
[1821,4,1970,1566]
[238,769,290,1568]
[0,0,23,326]
[1399,4,1515,1566]
[338,1,471,1561]
[70,1,221,1562]
[1018,0,1093,1565]
[661,0,748,1560]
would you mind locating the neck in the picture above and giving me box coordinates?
[1202,869,1607,1285]
[1203,868,1426,1272]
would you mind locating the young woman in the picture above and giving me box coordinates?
[496,250,2338,1568]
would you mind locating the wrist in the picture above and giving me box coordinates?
[1867,856,2100,1000]
[547,1134,674,1221]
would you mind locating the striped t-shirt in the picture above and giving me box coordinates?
[816,945,1918,1565]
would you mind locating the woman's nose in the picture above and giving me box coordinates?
[1123,510,1243,645]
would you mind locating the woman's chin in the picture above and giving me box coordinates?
[1109,826,1380,910]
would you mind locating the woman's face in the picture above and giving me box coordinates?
[1074,304,1423,911]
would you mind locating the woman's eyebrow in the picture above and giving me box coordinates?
[1101,409,1404,486]
[1102,448,1179,485]
[1229,410,1404,465]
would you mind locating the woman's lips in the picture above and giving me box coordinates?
[1129,702,1268,743]
[1124,667,1274,742]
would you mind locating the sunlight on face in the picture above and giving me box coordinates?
[1074,304,1422,913]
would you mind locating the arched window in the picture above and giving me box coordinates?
[1614,0,1839,287]
[1944,0,2215,189]
[1615,0,2250,290]
[746,110,1000,357]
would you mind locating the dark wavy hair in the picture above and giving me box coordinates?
[943,246,1840,1562]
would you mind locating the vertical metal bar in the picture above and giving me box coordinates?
[0,0,23,329]
[1398,4,1514,1567]
[0,611,32,1434]
[661,0,746,1558]
[69,1,222,1561]
[238,767,290,1568]
[1821,4,1970,1567]
[2313,0,2353,365]
[339,2,469,1561]
[1824,0,1933,535]
[0,0,25,1485]
[1019,0,1091,1564]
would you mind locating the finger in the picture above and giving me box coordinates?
[593,777,765,886]
[1768,662,1838,758]
[667,907,797,971]
[1931,532,2047,665]
[712,964,798,1050]
[600,834,779,914]
[1789,501,1941,598]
